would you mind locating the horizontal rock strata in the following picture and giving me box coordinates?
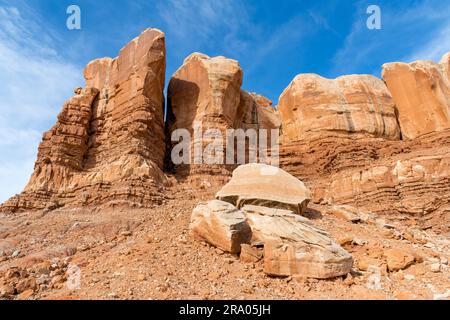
[1,29,168,212]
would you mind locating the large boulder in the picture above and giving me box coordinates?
[1,29,168,212]
[190,200,252,254]
[382,52,450,140]
[216,164,311,215]
[278,74,401,143]
[242,205,353,279]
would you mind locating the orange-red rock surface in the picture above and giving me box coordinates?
[166,53,280,185]
[382,53,450,140]
[0,28,449,300]
[278,74,401,142]
[1,29,168,212]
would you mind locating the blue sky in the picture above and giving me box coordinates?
[0,0,449,202]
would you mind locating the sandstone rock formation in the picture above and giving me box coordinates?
[1,29,168,212]
[382,53,450,140]
[190,200,252,254]
[216,163,311,215]
[324,149,450,225]
[242,205,353,278]
[167,53,280,186]
[190,164,351,279]
[276,65,450,231]
[278,74,401,142]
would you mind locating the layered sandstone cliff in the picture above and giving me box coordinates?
[0,25,449,235]
[166,53,280,186]
[277,53,450,231]
[1,29,168,212]
[278,74,402,181]
[278,74,401,142]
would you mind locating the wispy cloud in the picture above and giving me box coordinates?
[406,21,450,62]
[157,0,308,85]
[332,0,450,75]
[157,0,258,56]
[0,4,82,202]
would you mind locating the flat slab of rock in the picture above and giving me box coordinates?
[190,200,251,254]
[216,164,311,215]
[242,205,353,279]
[327,205,362,223]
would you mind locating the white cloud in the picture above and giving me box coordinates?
[406,21,450,63]
[0,5,83,203]
[332,1,450,75]
[157,0,307,81]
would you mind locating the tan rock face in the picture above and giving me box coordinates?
[190,200,252,254]
[216,164,311,215]
[1,29,167,212]
[326,152,450,222]
[382,53,450,140]
[167,53,280,185]
[384,249,416,272]
[242,205,353,279]
[25,87,99,192]
[168,53,243,132]
[234,91,281,131]
[239,244,264,263]
[278,74,401,142]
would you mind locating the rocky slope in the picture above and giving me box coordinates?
[0,29,449,300]
[0,183,448,300]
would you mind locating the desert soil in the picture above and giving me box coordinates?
[0,182,449,300]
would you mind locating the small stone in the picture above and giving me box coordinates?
[0,284,15,297]
[121,231,132,237]
[430,263,441,273]
[352,238,368,246]
[137,274,147,281]
[343,275,354,286]
[16,289,34,300]
[50,275,65,287]
[404,274,415,281]
[338,236,353,246]
[434,290,450,301]
[358,257,388,275]
[384,249,415,272]
[426,257,440,264]
[240,244,263,263]
[395,291,418,300]
[11,250,20,258]
[34,261,52,275]
[328,206,361,223]
[108,292,118,299]
[16,278,37,294]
